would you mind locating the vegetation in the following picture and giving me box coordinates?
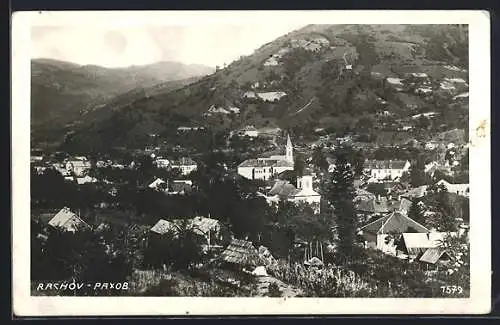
[327,147,357,259]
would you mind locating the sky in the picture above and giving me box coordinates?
[31,24,305,68]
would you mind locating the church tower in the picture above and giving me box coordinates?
[286,133,294,164]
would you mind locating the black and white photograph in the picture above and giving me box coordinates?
[12,10,491,315]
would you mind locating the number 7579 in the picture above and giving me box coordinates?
[440,285,464,295]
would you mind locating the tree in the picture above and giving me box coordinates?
[409,156,428,187]
[294,153,306,178]
[408,201,425,225]
[351,150,365,177]
[311,147,329,172]
[417,115,430,130]
[425,184,457,232]
[268,282,282,297]
[327,147,356,259]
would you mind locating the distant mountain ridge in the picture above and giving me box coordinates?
[31,58,214,139]
[34,24,469,152]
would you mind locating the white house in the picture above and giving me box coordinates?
[170,157,198,176]
[237,134,294,180]
[148,178,167,191]
[363,160,411,181]
[48,207,89,233]
[65,157,91,177]
[154,158,170,169]
[292,174,321,213]
[239,125,259,138]
[358,211,430,254]
[267,172,321,213]
[436,179,470,197]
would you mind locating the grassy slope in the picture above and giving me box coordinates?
[55,24,469,152]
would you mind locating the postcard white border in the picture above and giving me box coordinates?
[12,10,491,316]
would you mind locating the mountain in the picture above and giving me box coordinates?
[31,58,214,140]
[57,24,469,152]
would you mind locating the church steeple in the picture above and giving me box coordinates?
[286,133,293,163]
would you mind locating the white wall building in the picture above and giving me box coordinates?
[170,157,198,176]
[65,157,91,177]
[436,179,470,197]
[363,160,411,181]
[237,134,294,180]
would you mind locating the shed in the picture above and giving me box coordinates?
[219,239,263,268]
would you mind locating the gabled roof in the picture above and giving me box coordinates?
[360,211,430,235]
[191,216,220,235]
[401,232,446,249]
[48,208,89,232]
[419,247,452,264]
[150,219,177,235]
[398,232,448,256]
[220,239,262,266]
[149,178,166,189]
[239,159,278,168]
[269,180,300,198]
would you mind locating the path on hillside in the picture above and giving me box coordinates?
[290,97,315,116]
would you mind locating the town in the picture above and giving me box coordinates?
[29,23,470,298]
[31,123,470,297]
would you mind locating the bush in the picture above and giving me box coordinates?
[268,282,282,297]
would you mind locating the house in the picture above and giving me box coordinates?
[419,247,453,270]
[76,175,97,185]
[150,219,177,236]
[170,157,198,176]
[363,160,411,181]
[267,172,321,213]
[395,232,451,259]
[148,178,167,191]
[358,211,430,253]
[436,179,469,197]
[154,158,170,169]
[425,161,439,177]
[219,238,263,270]
[356,196,390,216]
[354,188,377,202]
[48,207,89,233]
[65,157,91,177]
[237,134,294,180]
[150,217,222,249]
[238,125,259,138]
[167,180,193,195]
[401,185,428,200]
[190,216,223,248]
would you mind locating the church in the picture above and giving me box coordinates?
[237,134,295,180]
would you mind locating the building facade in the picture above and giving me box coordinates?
[237,134,295,180]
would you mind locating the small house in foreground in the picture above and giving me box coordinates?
[48,207,89,233]
[219,239,263,270]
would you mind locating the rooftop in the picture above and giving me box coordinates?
[219,238,262,266]
[170,157,197,166]
[360,211,430,235]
